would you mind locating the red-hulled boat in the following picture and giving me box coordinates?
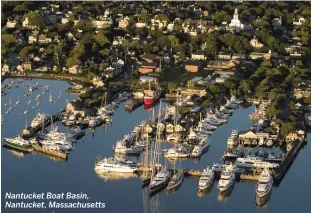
[144,91,161,105]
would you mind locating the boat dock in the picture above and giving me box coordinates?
[22,115,59,139]
[274,140,305,182]
[32,144,68,159]
[125,98,144,112]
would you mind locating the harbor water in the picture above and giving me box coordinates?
[1,78,311,213]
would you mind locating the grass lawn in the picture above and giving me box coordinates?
[162,66,214,83]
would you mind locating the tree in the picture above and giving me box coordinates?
[24,11,44,28]
[1,34,16,47]
[94,32,109,47]
[13,4,29,13]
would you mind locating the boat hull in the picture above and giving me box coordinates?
[149,178,170,195]
[4,141,33,152]
[144,97,155,105]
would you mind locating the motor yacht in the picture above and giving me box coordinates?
[217,167,235,193]
[191,137,210,157]
[198,167,214,190]
[256,169,273,197]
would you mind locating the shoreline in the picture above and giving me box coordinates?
[2,73,92,87]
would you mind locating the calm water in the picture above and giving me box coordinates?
[1,78,311,213]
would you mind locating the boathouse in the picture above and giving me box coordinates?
[238,129,270,140]
[66,102,95,117]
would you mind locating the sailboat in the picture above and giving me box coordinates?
[167,160,184,191]
[49,91,53,102]
[15,95,20,106]
[28,92,32,104]
[141,133,151,187]
[58,90,62,99]
[149,101,171,195]
[24,102,28,114]
[9,94,12,104]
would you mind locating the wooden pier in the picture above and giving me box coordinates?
[32,144,68,160]
[274,140,305,182]
[125,98,144,112]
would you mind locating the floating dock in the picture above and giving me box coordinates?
[274,140,305,182]
[32,144,68,160]
[125,98,144,112]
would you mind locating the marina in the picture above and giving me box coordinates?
[1,78,311,213]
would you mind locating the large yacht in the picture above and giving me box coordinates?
[31,113,48,128]
[164,146,189,158]
[217,168,235,192]
[94,158,138,173]
[235,157,279,169]
[191,137,210,157]
[113,141,142,155]
[149,168,171,194]
[198,167,215,190]
[256,169,273,197]
[4,136,33,152]
[166,133,180,143]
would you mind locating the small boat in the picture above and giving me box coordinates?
[49,91,53,102]
[58,90,62,99]
[198,167,215,190]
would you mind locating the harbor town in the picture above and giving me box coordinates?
[1,1,311,213]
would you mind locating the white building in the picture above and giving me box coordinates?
[6,20,17,28]
[119,16,130,28]
[167,23,174,32]
[136,21,146,28]
[250,37,264,49]
[61,18,69,24]
[229,8,244,30]
[293,17,305,26]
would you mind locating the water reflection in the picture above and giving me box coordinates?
[96,172,137,181]
[255,191,272,207]
[197,185,213,197]
[4,146,26,158]
[217,183,235,202]
[32,151,68,162]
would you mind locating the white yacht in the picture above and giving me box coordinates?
[235,157,279,169]
[31,113,48,128]
[217,168,235,192]
[256,169,273,197]
[198,167,215,190]
[191,137,210,157]
[89,117,99,128]
[164,147,189,158]
[149,168,171,194]
[94,158,138,173]
[187,128,200,141]
[227,129,238,146]
[65,114,76,126]
[113,142,142,155]
[167,133,180,143]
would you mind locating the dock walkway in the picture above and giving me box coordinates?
[274,140,305,182]
[32,144,68,159]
